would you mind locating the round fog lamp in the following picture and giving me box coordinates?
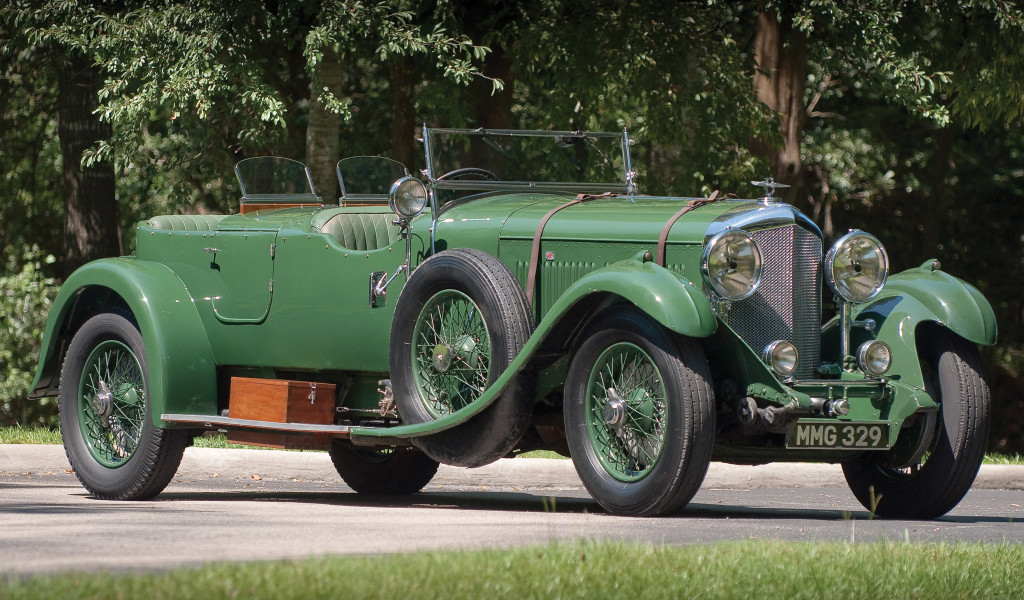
[701,230,763,301]
[388,176,428,219]
[857,340,892,376]
[764,340,799,378]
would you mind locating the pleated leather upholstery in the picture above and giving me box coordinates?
[315,211,401,251]
[146,215,229,231]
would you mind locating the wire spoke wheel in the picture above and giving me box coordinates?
[59,310,189,500]
[390,249,534,467]
[564,309,714,516]
[585,342,668,482]
[411,290,492,418]
[78,340,147,467]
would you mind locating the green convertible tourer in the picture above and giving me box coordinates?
[31,127,996,518]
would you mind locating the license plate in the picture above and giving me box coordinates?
[786,420,890,450]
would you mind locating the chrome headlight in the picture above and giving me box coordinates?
[701,230,763,301]
[388,176,428,219]
[825,231,888,303]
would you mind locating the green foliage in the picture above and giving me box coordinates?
[0,249,59,428]
[13,0,494,169]
[0,48,63,276]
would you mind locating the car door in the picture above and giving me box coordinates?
[207,230,277,323]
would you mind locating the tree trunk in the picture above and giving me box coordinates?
[58,54,119,277]
[470,45,514,172]
[752,11,808,187]
[391,57,417,172]
[474,46,513,130]
[305,57,345,202]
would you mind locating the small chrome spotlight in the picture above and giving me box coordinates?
[764,340,798,378]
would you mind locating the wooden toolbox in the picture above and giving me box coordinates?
[226,377,336,450]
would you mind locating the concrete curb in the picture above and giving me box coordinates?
[2,444,1023,490]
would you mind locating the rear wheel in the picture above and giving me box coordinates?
[564,309,714,516]
[329,441,439,495]
[842,328,990,519]
[59,311,189,500]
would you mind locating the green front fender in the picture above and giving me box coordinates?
[352,254,715,442]
[879,260,997,346]
[843,260,997,391]
[547,254,718,338]
[31,257,217,427]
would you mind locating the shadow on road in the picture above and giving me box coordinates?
[3,476,1015,524]
[140,488,1015,524]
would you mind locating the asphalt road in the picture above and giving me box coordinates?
[3,445,1024,577]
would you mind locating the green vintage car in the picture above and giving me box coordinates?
[31,127,996,518]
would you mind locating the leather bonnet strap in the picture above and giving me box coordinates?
[656,190,720,267]
[526,192,617,308]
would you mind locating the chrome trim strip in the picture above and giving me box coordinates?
[425,127,625,138]
[789,380,887,388]
[423,123,438,254]
[705,202,822,242]
[431,180,629,194]
[621,128,636,196]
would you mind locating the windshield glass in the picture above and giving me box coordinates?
[235,157,317,198]
[423,128,633,195]
[337,156,408,201]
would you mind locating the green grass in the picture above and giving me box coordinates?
[983,453,1024,465]
[3,540,1023,599]
[0,425,62,445]
[190,432,276,451]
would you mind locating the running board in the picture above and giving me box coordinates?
[161,413,354,435]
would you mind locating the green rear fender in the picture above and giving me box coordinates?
[31,258,217,427]
[843,260,997,390]
[545,254,718,338]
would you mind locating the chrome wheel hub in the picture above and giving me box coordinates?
[91,380,114,426]
[432,343,453,373]
[603,387,627,431]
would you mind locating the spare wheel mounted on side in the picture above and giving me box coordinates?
[389,248,535,467]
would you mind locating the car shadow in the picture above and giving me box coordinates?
[4,474,1012,524]
[144,487,1015,524]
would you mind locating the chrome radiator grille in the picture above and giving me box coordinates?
[726,225,822,379]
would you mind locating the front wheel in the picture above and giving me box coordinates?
[564,309,715,516]
[842,328,991,519]
[58,311,189,500]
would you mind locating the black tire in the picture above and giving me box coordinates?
[842,328,991,519]
[390,248,535,467]
[564,309,715,516]
[58,311,190,500]
[329,441,439,495]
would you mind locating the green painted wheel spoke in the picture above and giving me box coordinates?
[585,342,669,482]
[77,340,146,468]
[411,290,492,418]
